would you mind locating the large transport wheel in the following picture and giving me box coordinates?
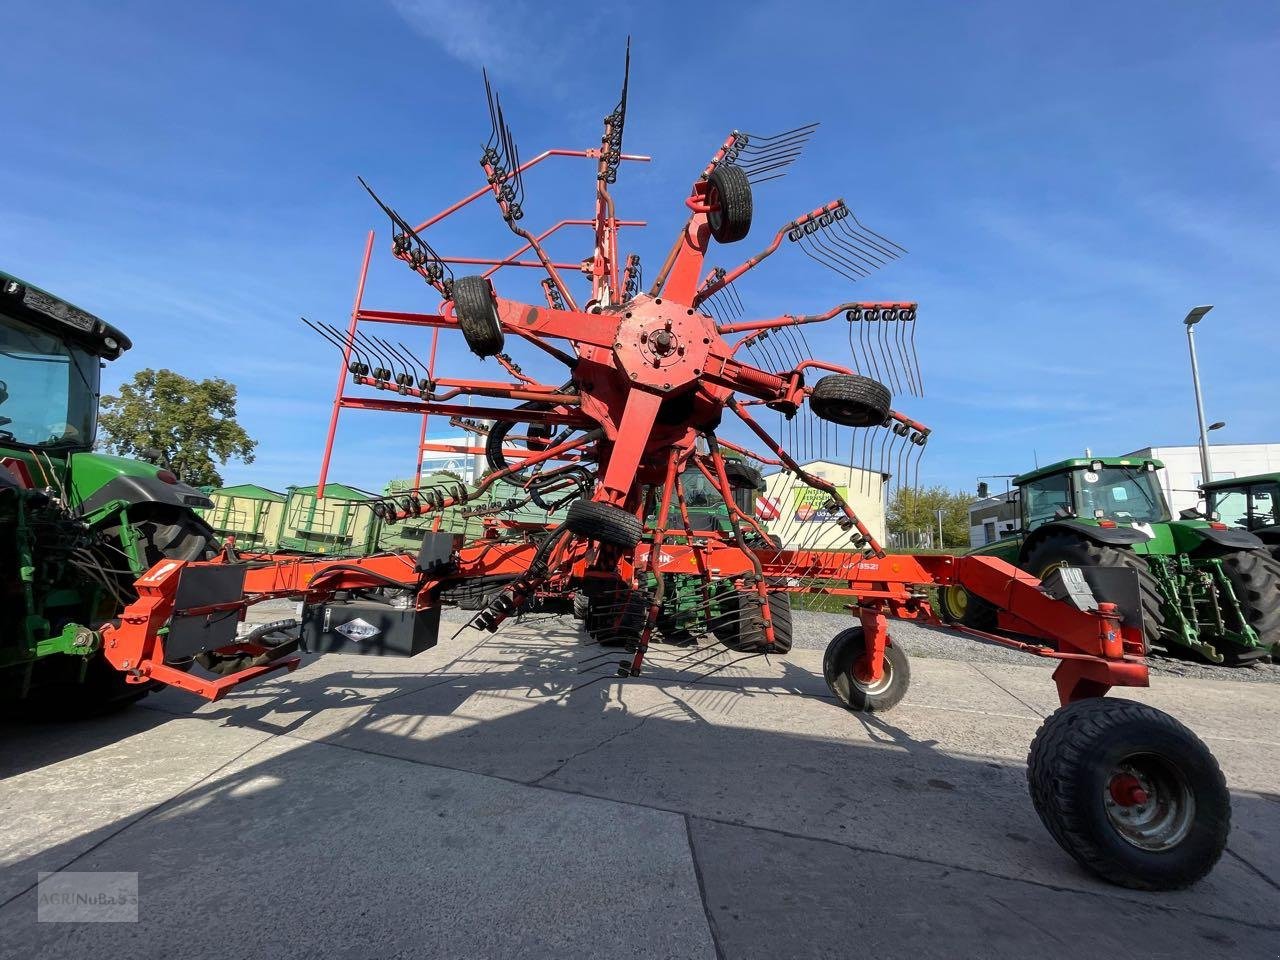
[706,163,752,244]
[1217,548,1280,655]
[937,583,999,631]
[822,626,910,712]
[1026,697,1230,890]
[809,375,892,428]
[451,276,504,357]
[710,583,793,653]
[565,500,643,549]
[1021,532,1161,654]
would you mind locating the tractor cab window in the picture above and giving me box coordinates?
[1074,467,1168,524]
[1021,473,1072,531]
[1213,489,1251,528]
[1249,484,1280,529]
[0,312,99,449]
[1212,482,1280,530]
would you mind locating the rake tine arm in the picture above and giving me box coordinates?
[488,297,617,349]
[718,300,918,337]
[693,200,844,307]
[714,435,781,467]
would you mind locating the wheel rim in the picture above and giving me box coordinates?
[850,654,894,695]
[707,183,722,231]
[1102,753,1195,852]
[1038,560,1067,581]
[944,585,968,618]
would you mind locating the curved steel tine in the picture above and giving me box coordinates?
[908,313,923,396]
[300,317,346,353]
[352,328,392,378]
[372,335,407,381]
[878,314,901,394]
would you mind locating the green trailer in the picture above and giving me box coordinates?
[200,482,286,549]
[940,456,1280,663]
[0,269,218,711]
[274,482,380,555]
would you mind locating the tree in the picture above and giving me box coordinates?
[887,485,972,548]
[98,369,257,487]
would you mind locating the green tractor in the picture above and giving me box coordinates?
[940,456,1280,664]
[1201,472,1280,562]
[0,269,218,713]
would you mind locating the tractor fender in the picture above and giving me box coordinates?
[78,474,213,515]
[1019,519,1152,561]
[1188,524,1264,551]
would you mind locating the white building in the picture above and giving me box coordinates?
[1125,443,1280,516]
[762,460,887,549]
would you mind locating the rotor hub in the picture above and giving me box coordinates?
[611,294,714,392]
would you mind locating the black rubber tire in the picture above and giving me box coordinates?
[809,375,892,428]
[585,590,647,647]
[1021,532,1162,654]
[1026,697,1230,890]
[706,163,752,244]
[452,275,504,357]
[565,500,643,549]
[822,626,910,712]
[107,504,219,569]
[572,592,589,620]
[1217,548,1280,649]
[712,584,793,653]
[2,654,153,720]
[936,583,999,631]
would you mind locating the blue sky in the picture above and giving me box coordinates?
[3,1,1278,494]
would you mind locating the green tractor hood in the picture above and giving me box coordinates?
[69,451,212,515]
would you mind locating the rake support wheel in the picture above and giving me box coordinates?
[452,276,505,357]
[822,626,910,712]
[565,500,643,549]
[706,163,753,244]
[810,375,892,428]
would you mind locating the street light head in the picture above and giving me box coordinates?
[1208,421,1226,431]
[1184,305,1213,326]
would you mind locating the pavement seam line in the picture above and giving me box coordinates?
[0,730,275,912]
[264,726,1280,932]
[683,814,729,960]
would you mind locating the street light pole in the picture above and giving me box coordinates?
[1183,305,1214,484]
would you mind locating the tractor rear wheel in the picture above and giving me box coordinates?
[565,500,643,549]
[809,375,892,428]
[1216,548,1280,655]
[451,276,504,357]
[1027,697,1230,890]
[822,626,910,712]
[706,163,752,244]
[937,583,999,631]
[1021,532,1162,653]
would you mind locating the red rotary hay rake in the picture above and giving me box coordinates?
[101,50,1230,891]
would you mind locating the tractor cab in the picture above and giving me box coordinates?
[1018,458,1169,532]
[1202,473,1280,560]
[0,271,128,459]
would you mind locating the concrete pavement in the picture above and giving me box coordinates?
[2,615,1277,958]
